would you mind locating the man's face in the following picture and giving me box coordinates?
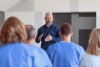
[45,14,53,25]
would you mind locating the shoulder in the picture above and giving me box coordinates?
[53,24,60,28]
[72,42,84,50]
[70,42,85,53]
[23,44,48,57]
[38,25,45,30]
[28,44,45,53]
[32,45,48,56]
[26,45,52,67]
[16,43,45,54]
[80,53,100,67]
[82,53,100,59]
[47,42,61,52]
[52,23,60,29]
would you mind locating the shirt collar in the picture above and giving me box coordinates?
[44,23,53,27]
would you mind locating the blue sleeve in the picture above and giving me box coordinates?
[31,48,52,67]
[46,45,55,63]
[78,47,85,62]
[74,46,85,66]
[52,27,61,42]
[46,46,51,57]
[35,29,41,43]
[42,49,52,67]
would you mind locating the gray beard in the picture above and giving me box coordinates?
[46,22,52,25]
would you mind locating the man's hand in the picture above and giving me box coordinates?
[45,34,52,41]
[38,34,43,41]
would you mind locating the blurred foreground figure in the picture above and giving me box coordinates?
[47,23,85,67]
[0,17,52,67]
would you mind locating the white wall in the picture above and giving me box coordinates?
[5,12,41,47]
[6,0,100,28]
[8,0,34,12]
[96,11,100,28]
[79,0,99,12]
[5,12,34,25]
[0,0,21,11]
[34,0,70,12]
[33,0,100,28]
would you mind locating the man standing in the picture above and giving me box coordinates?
[35,12,61,50]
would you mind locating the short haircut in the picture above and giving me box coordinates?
[25,25,36,40]
[87,28,100,55]
[0,17,27,44]
[45,12,53,16]
[60,23,72,36]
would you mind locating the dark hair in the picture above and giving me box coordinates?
[60,23,72,36]
[25,25,36,40]
[0,17,27,44]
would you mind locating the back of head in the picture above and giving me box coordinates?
[25,25,36,40]
[60,23,72,36]
[0,17,27,44]
[87,28,100,55]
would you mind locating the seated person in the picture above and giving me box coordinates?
[0,17,52,67]
[80,28,100,67]
[46,23,85,67]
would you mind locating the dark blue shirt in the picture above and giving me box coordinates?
[35,23,61,50]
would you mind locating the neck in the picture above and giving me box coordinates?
[61,36,71,42]
[26,39,34,45]
[46,23,51,27]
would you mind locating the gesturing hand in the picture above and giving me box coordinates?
[39,34,43,41]
[45,34,52,41]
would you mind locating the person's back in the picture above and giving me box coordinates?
[80,53,100,67]
[46,23,85,67]
[0,42,52,67]
[0,17,52,67]
[80,29,100,67]
[47,42,84,67]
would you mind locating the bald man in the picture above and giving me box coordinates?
[35,12,61,50]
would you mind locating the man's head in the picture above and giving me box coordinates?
[44,12,53,25]
[60,23,73,37]
[25,25,36,44]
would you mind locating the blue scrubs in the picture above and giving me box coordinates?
[0,42,52,67]
[46,42,85,67]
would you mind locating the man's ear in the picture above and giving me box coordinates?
[33,34,36,39]
[71,32,73,36]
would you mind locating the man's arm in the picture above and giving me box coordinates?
[35,29,41,43]
[74,46,85,67]
[42,49,52,67]
[52,27,61,42]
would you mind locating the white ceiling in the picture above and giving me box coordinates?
[0,0,21,12]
